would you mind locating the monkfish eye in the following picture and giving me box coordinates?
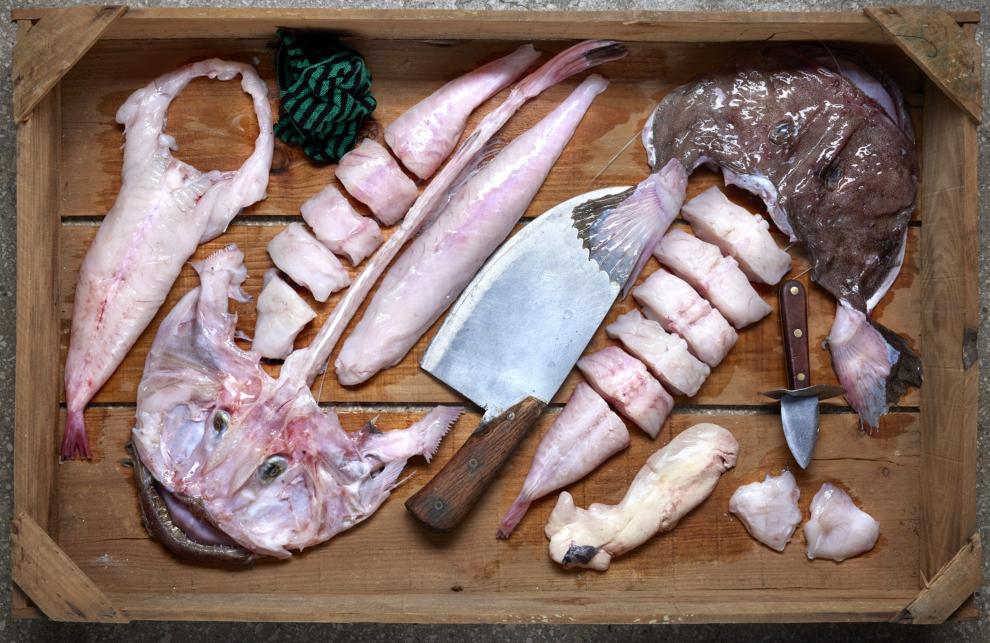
[768,119,795,145]
[258,455,289,484]
[825,165,844,191]
[213,410,230,434]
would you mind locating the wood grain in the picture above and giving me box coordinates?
[894,534,982,624]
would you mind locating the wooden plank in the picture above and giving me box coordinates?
[12,6,126,124]
[893,533,981,624]
[918,79,979,583]
[11,513,128,623]
[11,583,45,619]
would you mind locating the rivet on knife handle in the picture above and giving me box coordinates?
[405,396,545,533]
[779,279,810,390]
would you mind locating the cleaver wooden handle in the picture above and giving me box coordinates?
[779,279,810,390]
[405,396,545,533]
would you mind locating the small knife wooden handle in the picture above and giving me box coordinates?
[405,396,545,534]
[779,279,810,390]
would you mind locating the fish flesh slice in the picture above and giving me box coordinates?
[62,59,273,460]
[642,45,921,428]
[653,229,771,329]
[728,469,802,552]
[605,309,710,397]
[300,184,383,266]
[335,74,610,386]
[267,222,351,302]
[804,483,879,561]
[131,244,464,558]
[680,186,791,285]
[384,44,542,180]
[496,382,629,540]
[335,139,419,225]
[576,347,672,438]
[252,270,317,360]
[545,423,738,570]
[632,268,737,368]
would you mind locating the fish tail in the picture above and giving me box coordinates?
[515,40,626,100]
[417,405,464,463]
[496,496,532,540]
[61,408,93,460]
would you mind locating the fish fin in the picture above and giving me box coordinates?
[418,406,464,463]
[515,40,626,99]
[360,459,407,511]
[496,497,532,540]
[61,409,93,460]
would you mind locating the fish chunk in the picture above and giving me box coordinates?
[496,382,629,539]
[267,223,351,302]
[335,139,419,225]
[804,483,879,561]
[728,469,802,552]
[336,75,609,386]
[576,347,672,438]
[251,270,317,360]
[681,186,791,285]
[633,268,737,368]
[385,44,541,180]
[546,423,738,570]
[62,59,273,460]
[653,229,771,329]
[300,184,383,266]
[605,309,709,397]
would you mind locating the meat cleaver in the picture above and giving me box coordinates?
[406,186,634,533]
[758,280,845,469]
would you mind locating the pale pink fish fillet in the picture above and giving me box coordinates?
[286,40,627,388]
[605,309,709,397]
[300,184,383,267]
[680,186,792,285]
[335,139,419,225]
[497,382,629,540]
[804,482,879,562]
[335,74,610,386]
[576,347,672,439]
[653,228,772,329]
[545,423,738,570]
[252,269,317,360]
[267,223,351,303]
[62,59,273,460]
[633,268,737,368]
[384,44,542,180]
[728,469,802,552]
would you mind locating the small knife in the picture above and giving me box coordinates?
[758,280,845,469]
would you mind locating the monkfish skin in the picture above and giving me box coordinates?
[804,483,879,562]
[728,469,802,552]
[63,59,273,460]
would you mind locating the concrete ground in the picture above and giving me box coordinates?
[1,0,987,640]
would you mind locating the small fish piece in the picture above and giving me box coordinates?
[633,268,737,368]
[252,269,317,360]
[653,229,772,329]
[576,347,672,438]
[496,382,629,539]
[385,44,542,180]
[336,74,610,386]
[300,184,383,266]
[267,222,351,302]
[680,186,791,285]
[605,309,710,397]
[335,139,419,225]
[728,469,802,552]
[804,482,880,562]
[546,423,738,570]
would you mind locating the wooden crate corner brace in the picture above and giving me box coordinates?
[892,533,982,624]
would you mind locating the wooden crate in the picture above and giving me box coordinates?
[10,6,982,624]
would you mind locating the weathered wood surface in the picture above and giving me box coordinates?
[894,534,982,624]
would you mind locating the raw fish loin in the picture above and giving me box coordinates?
[63,59,273,460]
[605,309,710,397]
[497,382,630,539]
[804,483,879,562]
[728,469,802,552]
[132,244,463,558]
[546,423,738,570]
[633,268,737,368]
[385,44,542,180]
[252,270,317,360]
[576,347,672,439]
[336,75,610,386]
[681,186,791,285]
[335,139,419,225]
[643,45,921,428]
[653,229,772,329]
[300,184,383,266]
[267,222,351,302]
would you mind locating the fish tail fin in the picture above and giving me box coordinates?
[359,459,408,512]
[61,408,93,460]
[515,40,626,100]
[416,405,464,463]
[496,496,532,540]
[824,305,922,431]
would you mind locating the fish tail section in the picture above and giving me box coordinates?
[516,40,626,100]
[61,408,93,460]
[496,497,533,540]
